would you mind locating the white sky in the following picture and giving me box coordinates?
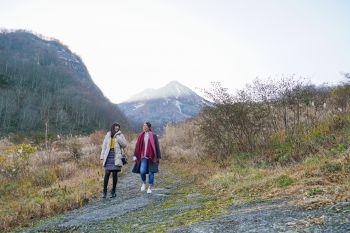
[1,0,350,103]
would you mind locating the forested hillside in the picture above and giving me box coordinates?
[0,30,128,137]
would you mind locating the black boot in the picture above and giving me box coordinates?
[110,171,117,198]
[103,170,110,199]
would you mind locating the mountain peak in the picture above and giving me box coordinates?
[166,80,184,87]
[118,80,210,132]
[124,80,195,103]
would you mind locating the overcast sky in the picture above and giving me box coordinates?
[1,0,350,103]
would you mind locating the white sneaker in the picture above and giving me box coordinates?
[147,187,152,194]
[141,183,146,192]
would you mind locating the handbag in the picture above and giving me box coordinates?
[121,149,128,165]
[132,161,141,173]
[121,155,128,165]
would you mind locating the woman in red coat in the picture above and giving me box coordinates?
[132,122,161,194]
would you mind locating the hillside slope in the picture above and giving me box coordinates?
[0,30,128,135]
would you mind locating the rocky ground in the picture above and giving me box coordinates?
[17,166,350,233]
[169,199,350,233]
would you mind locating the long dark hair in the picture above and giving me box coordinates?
[145,121,152,131]
[110,122,121,138]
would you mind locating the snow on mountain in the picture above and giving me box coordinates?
[118,81,211,132]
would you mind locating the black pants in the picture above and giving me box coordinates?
[103,170,118,194]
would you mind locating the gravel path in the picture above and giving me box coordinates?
[169,199,350,233]
[17,167,350,233]
[18,166,179,232]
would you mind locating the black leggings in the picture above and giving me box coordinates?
[103,170,118,194]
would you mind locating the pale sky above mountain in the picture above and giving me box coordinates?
[1,0,350,103]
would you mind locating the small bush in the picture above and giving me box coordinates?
[0,181,19,196]
[212,172,237,189]
[32,168,58,187]
[236,152,254,160]
[320,162,343,174]
[310,122,330,139]
[253,172,264,179]
[303,156,321,166]
[14,144,37,161]
[0,144,37,178]
[230,164,249,174]
[336,143,347,152]
[68,140,83,160]
[57,163,76,181]
[274,175,294,187]
[308,187,323,196]
[331,114,349,130]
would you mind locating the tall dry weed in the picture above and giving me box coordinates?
[161,119,205,161]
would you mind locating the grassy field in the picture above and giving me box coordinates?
[0,131,136,232]
[1,122,349,232]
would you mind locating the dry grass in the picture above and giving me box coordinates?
[0,131,134,232]
[161,119,206,161]
[209,152,349,202]
[161,120,350,210]
[162,150,349,214]
[161,157,221,186]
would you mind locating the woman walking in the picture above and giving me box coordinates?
[100,122,127,198]
[132,122,161,194]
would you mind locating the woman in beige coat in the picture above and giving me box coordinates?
[100,123,127,198]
